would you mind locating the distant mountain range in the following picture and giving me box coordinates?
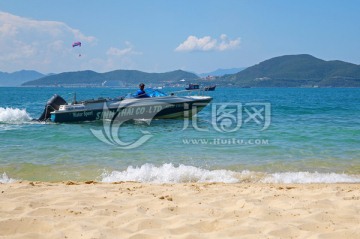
[0,70,45,86]
[219,54,360,87]
[22,70,198,87]
[3,54,360,87]
[198,68,245,77]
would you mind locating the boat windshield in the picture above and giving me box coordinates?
[125,89,168,99]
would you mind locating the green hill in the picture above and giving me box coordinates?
[21,55,360,87]
[221,54,360,87]
[22,69,198,87]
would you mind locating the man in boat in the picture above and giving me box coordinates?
[135,83,149,98]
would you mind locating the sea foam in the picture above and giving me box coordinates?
[100,164,360,184]
[0,173,17,184]
[261,171,360,184]
[0,107,32,123]
[101,163,239,183]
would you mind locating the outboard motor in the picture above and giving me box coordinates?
[38,94,67,121]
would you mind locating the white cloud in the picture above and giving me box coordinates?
[97,41,143,71]
[218,34,241,51]
[175,34,240,52]
[175,36,216,52]
[107,47,133,57]
[106,41,142,57]
[0,11,96,72]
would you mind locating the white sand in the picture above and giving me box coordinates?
[0,181,359,239]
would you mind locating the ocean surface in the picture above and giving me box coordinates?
[0,87,359,184]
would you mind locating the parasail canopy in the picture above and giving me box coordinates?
[72,42,81,47]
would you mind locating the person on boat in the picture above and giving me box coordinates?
[135,83,149,98]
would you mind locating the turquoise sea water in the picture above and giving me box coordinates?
[0,87,359,183]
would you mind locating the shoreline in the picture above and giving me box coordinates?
[3,165,360,184]
[1,181,359,239]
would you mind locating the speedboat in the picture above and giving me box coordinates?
[185,83,200,90]
[204,85,216,91]
[38,90,212,123]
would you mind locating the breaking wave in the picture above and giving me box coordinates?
[0,107,32,123]
[0,172,17,184]
[101,163,239,183]
[100,163,360,184]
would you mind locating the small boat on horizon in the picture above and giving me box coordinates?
[204,85,216,91]
[185,83,200,90]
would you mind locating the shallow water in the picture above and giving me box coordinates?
[0,87,359,183]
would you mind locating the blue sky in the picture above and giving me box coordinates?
[0,0,359,74]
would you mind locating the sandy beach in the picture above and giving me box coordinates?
[0,182,359,239]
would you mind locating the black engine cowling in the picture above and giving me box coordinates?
[38,94,67,121]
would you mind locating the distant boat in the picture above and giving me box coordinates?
[204,85,216,91]
[185,83,200,90]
